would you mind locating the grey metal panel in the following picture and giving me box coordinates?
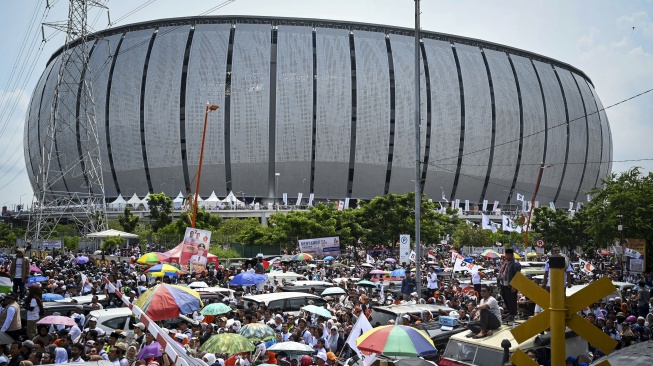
[89,33,121,197]
[230,23,271,197]
[26,60,56,189]
[532,60,566,204]
[313,28,351,199]
[556,67,587,201]
[573,72,601,193]
[453,43,491,203]
[144,26,188,194]
[483,49,520,203]
[510,56,547,203]
[37,57,62,193]
[186,24,230,197]
[388,34,417,194]
[109,29,152,196]
[587,82,611,186]
[422,39,460,201]
[275,26,313,198]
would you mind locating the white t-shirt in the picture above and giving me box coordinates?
[471,270,481,285]
[27,298,40,321]
[13,258,23,279]
[427,272,439,289]
[544,261,573,286]
[480,296,501,321]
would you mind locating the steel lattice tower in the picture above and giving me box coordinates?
[27,0,108,245]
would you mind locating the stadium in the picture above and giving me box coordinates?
[24,16,612,208]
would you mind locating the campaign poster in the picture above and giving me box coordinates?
[623,238,646,272]
[42,239,62,249]
[298,236,341,260]
[181,227,211,273]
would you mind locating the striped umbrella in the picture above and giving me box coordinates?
[356,325,436,357]
[144,264,182,277]
[137,252,171,265]
[292,253,313,261]
[134,284,203,321]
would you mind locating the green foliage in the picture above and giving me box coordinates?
[531,207,575,249]
[208,246,242,259]
[0,223,18,247]
[452,224,493,248]
[102,236,125,253]
[214,218,260,248]
[175,209,222,234]
[118,207,140,233]
[63,236,79,250]
[146,192,173,232]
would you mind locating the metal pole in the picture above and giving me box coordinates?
[548,254,566,366]
[191,103,219,228]
[414,0,422,296]
[524,162,550,247]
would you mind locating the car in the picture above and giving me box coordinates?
[267,271,308,283]
[280,281,333,294]
[53,294,108,305]
[241,292,326,315]
[20,302,95,328]
[85,308,137,343]
[439,323,588,366]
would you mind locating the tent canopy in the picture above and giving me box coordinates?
[201,191,221,204]
[108,194,127,209]
[87,229,139,239]
[221,191,243,205]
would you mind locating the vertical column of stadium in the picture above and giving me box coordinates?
[268,25,278,202]
[383,35,396,195]
[506,54,525,204]
[530,59,548,175]
[571,75,591,202]
[449,42,466,202]
[418,42,432,194]
[105,33,126,196]
[223,25,236,193]
[179,23,196,194]
[584,78,605,188]
[552,65,571,204]
[346,31,357,197]
[309,28,317,195]
[75,40,99,193]
[479,48,497,203]
[139,28,158,194]
[33,65,57,192]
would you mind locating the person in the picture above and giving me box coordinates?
[426,267,439,297]
[10,249,29,300]
[637,280,650,317]
[401,273,416,300]
[471,266,482,296]
[8,342,23,366]
[190,244,208,273]
[68,344,84,363]
[541,247,573,289]
[498,249,521,322]
[0,293,22,340]
[25,287,44,340]
[467,285,501,338]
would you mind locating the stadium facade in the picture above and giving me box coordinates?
[24,16,612,207]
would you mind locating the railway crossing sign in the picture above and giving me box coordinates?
[508,256,617,366]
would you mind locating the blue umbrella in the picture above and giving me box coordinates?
[229,272,267,286]
[463,257,474,263]
[385,258,397,263]
[323,256,334,261]
[42,293,64,302]
[390,269,406,277]
[28,276,48,283]
[76,256,89,264]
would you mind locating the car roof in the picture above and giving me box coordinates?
[242,292,321,302]
[89,308,134,318]
[291,281,333,287]
[448,322,532,352]
[372,304,455,315]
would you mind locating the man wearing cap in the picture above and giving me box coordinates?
[497,249,521,322]
[10,248,30,300]
[134,323,146,346]
[325,352,338,366]
[85,317,106,336]
[315,352,327,366]
[0,293,21,340]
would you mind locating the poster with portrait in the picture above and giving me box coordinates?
[180,227,211,273]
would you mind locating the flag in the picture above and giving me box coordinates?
[441,191,448,202]
[295,193,303,206]
[344,197,350,209]
[481,213,496,232]
[308,193,314,206]
[80,273,92,294]
[568,202,574,211]
[576,202,582,211]
[493,201,500,212]
[587,194,591,202]
[454,199,460,210]
[337,201,344,211]
[464,200,470,212]
[366,254,375,264]
[450,251,462,264]
[516,193,524,202]
[527,201,532,212]
[522,200,527,212]
[0,277,12,293]
[282,193,288,206]
[453,257,476,273]
[482,200,488,211]
[251,195,256,206]
[428,251,436,260]
[579,259,595,273]
[357,238,363,245]
[535,201,539,208]
[515,225,523,234]
[624,248,642,259]
[410,250,417,262]
[346,312,374,360]
[549,202,556,210]
[502,215,514,232]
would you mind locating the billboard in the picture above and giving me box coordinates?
[181,227,211,273]
[623,238,646,273]
[399,234,410,265]
[298,237,341,260]
[42,239,62,249]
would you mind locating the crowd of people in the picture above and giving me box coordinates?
[0,243,651,366]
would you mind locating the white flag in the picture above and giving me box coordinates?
[535,201,539,208]
[295,193,303,206]
[410,250,417,262]
[454,199,460,210]
[502,215,514,232]
[515,225,523,234]
[346,312,374,360]
[481,213,496,232]
[516,193,524,202]
[568,202,574,211]
[366,254,375,264]
[282,193,288,206]
[308,193,314,206]
[587,194,591,202]
[337,201,344,211]
[549,202,556,210]
[624,248,642,259]
[482,200,488,211]
[522,200,527,212]
[454,257,476,273]
[493,201,500,212]
[579,259,595,273]
[527,201,532,212]
[344,197,350,209]
[576,202,582,211]
[442,191,449,202]
[464,200,470,212]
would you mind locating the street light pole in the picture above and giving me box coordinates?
[191,103,220,228]
[524,162,553,247]
[275,173,280,212]
[414,0,422,296]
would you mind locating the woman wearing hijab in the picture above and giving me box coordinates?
[54,348,68,364]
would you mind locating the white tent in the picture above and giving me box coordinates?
[107,194,127,210]
[126,193,144,209]
[172,191,185,209]
[201,191,221,204]
[141,193,150,211]
[221,191,243,206]
[87,229,139,239]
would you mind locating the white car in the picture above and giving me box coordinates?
[85,308,136,342]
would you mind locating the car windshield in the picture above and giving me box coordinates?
[442,341,503,366]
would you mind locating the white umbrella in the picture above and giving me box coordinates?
[267,341,315,355]
[361,263,374,268]
[189,281,209,289]
[321,287,346,296]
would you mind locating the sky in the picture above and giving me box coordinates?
[1,0,652,208]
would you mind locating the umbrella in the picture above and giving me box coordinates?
[323,256,334,261]
[357,280,377,287]
[385,258,397,263]
[188,281,209,289]
[0,332,14,345]
[369,269,386,275]
[360,263,374,268]
[527,252,538,258]
[239,323,276,341]
[267,341,315,355]
[136,252,171,265]
[200,303,232,316]
[390,269,406,277]
[356,325,436,357]
[137,342,162,359]
[145,264,182,277]
[481,249,500,259]
[463,257,474,263]
[200,333,255,354]
[292,253,313,261]
[301,305,334,319]
[42,293,65,302]
[448,250,458,253]
[134,284,203,321]
[229,272,267,286]
[37,315,78,327]
[76,256,89,264]
[512,253,522,260]
[29,265,42,273]
[394,358,438,366]
[28,276,48,284]
[321,287,346,296]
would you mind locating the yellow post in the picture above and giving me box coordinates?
[548,254,566,366]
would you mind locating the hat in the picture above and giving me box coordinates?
[217,358,225,366]
[115,342,127,351]
[174,333,184,339]
[410,292,418,297]
[637,316,645,321]
[75,305,83,310]
[16,248,24,254]
[135,323,146,330]
[402,314,411,320]
[326,352,337,361]
[85,340,95,347]
[608,298,615,302]
[616,312,625,318]
[89,317,98,322]
[22,340,34,349]
[203,354,217,364]
[4,292,17,299]
[316,353,327,362]
[505,249,514,254]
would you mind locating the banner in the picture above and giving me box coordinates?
[344,197,350,209]
[42,239,62,249]
[298,236,341,260]
[453,257,476,273]
[181,227,212,273]
[295,193,303,206]
[464,200,470,212]
[623,238,646,259]
[308,193,314,206]
[578,259,595,273]
[399,234,411,265]
[282,193,288,206]
[482,200,488,211]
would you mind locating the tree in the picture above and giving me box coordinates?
[174,209,222,234]
[102,236,125,254]
[118,207,140,233]
[531,207,574,250]
[215,218,260,249]
[147,193,173,232]
[0,223,17,247]
[452,224,493,248]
